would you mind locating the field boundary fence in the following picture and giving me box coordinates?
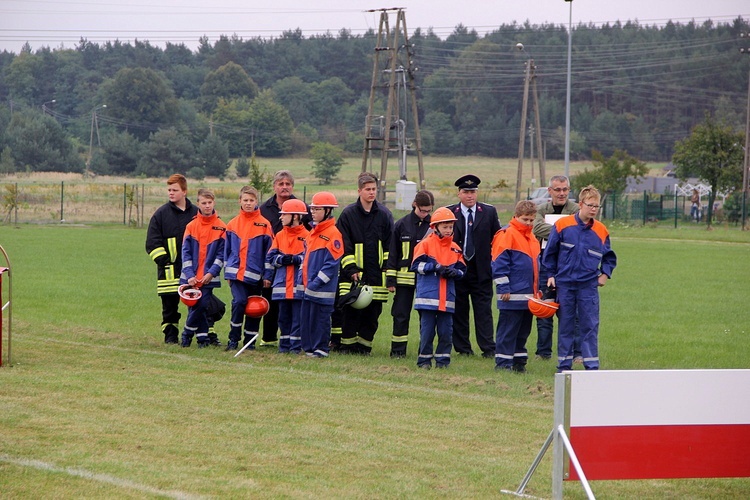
[601,191,748,228]
[2,181,748,229]
[1,182,245,226]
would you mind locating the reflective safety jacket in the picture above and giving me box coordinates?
[224,209,273,284]
[385,210,431,288]
[181,211,227,289]
[265,224,309,300]
[542,213,617,285]
[300,218,344,305]
[491,218,541,310]
[336,198,394,302]
[411,232,466,313]
[146,199,198,295]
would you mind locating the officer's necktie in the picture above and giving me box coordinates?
[465,208,475,261]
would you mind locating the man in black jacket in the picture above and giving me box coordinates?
[447,175,501,357]
[336,172,394,354]
[145,174,198,344]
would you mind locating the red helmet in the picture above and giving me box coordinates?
[430,207,457,227]
[310,192,338,208]
[178,286,202,307]
[527,296,559,319]
[245,295,270,318]
[280,199,308,215]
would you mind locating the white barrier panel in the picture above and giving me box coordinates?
[559,370,750,481]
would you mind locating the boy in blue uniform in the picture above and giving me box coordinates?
[180,188,226,347]
[542,185,617,372]
[224,186,274,351]
[491,201,540,372]
[299,192,344,358]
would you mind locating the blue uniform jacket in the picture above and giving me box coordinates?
[542,213,616,285]
[491,218,540,310]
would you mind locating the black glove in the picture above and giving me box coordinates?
[155,255,171,267]
[433,263,443,275]
[280,254,295,266]
[442,267,458,279]
[292,254,303,265]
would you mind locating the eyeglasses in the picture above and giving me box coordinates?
[309,207,325,212]
[551,187,570,193]
[416,207,432,214]
[582,202,601,209]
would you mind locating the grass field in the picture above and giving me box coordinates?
[1,219,749,497]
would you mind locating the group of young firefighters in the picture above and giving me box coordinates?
[146,170,616,372]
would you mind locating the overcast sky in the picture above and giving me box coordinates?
[1,0,747,54]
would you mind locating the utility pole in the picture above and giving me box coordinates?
[362,8,424,202]
[515,48,546,203]
[740,32,750,230]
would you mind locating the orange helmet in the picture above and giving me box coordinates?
[310,192,338,208]
[245,295,270,318]
[178,286,202,307]
[280,199,308,215]
[430,207,458,227]
[527,296,559,319]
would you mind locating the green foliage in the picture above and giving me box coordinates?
[200,61,259,112]
[310,141,344,185]
[2,183,18,222]
[212,97,254,157]
[187,166,205,180]
[100,130,142,175]
[247,90,293,157]
[0,18,749,177]
[573,149,648,193]
[0,146,15,174]
[672,113,745,225]
[137,128,195,177]
[4,109,83,172]
[197,134,230,179]
[234,155,250,178]
[248,153,273,196]
[100,67,179,141]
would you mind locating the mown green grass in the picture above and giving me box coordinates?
[0,224,749,499]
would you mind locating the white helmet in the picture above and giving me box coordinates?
[351,284,374,310]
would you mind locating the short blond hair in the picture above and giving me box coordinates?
[239,185,259,200]
[196,188,215,201]
[578,185,601,203]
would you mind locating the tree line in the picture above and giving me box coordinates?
[0,17,748,179]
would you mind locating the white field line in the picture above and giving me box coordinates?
[28,337,549,411]
[0,453,205,500]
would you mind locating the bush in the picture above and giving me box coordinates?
[187,167,205,180]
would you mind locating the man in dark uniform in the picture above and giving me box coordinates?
[447,174,501,357]
[146,173,198,344]
[259,170,310,346]
[336,172,394,354]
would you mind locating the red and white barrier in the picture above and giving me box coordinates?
[504,370,750,499]
[563,370,750,481]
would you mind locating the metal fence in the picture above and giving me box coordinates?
[1,182,248,226]
[3,181,748,228]
[601,191,748,227]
